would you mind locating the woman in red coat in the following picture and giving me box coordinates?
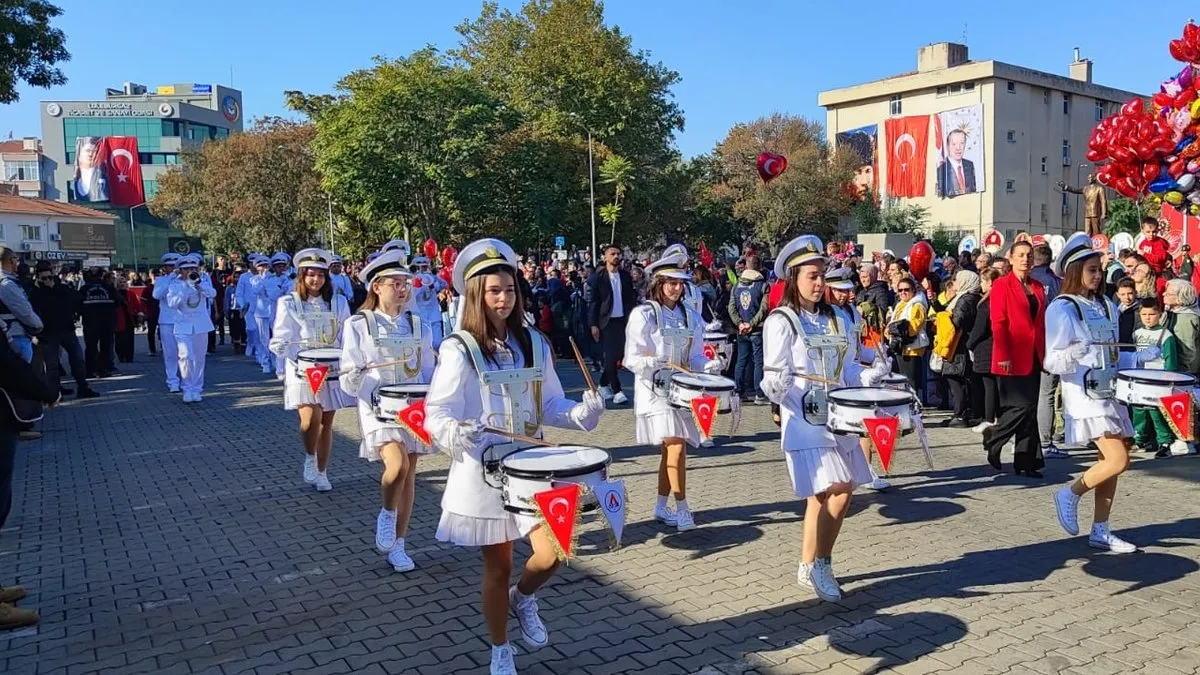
[114,275,144,363]
[986,240,1047,478]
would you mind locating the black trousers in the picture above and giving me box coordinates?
[40,330,90,392]
[895,353,926,404]
[229,311,247,348]
[598,316,628,394]
[976,373,999,423]
[0,430,15,531]
[115,328,135,362]
[985,370,1045,473]
[83,323,114,376]
[946,374,971,421]
[146,321,158,354]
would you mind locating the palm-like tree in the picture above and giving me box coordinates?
[598,154,634,244]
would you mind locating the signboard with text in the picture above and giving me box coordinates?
[58,222,117,251]
[26,250,88,262]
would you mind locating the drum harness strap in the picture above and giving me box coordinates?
[1057,295,1117,399]
[445,328,546,488]
[363,309,423,384]
[286,292,339,349]
[769,306,850,425]
[647,301,693,368]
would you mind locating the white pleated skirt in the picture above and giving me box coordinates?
[283,376,355,411]
[635,410,701,448]
[1065,408,1134,446]
[435,511,540,547]
[784,444,873,499]
[359,426,437,461]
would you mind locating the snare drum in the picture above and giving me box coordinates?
[703,332,734,362]
[296,348,341,380]
[1114,369,1197,408]
[880,373,911,392]
[499,446,611,515]
[374,383,430,422]
[826,386,915,436]
[656,372,736,413]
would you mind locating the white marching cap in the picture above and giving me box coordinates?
[663,243,688,259]
[178,254,201,269]
[270,252,290,266]
[824,266,856,290]
[452,238,517,295]
[381,239,411,257]
[358,249,412,285]
[160,253,181,266]
[293,248,330,271]
[645,251,691,281]
[774,235,826,280]
[1052,232,1101,278]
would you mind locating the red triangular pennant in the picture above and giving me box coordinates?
[534,484,581,560]
[395,400,432,446]
[864,416,901,472]
[1159,392,1194,441]
[702,343,718,360]
[305,365,330,396]
[690,395,718,440]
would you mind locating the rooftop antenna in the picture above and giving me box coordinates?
[962,22,968,45]
[229,65,234,87]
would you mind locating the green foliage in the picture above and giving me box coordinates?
[1105,197,1158,237]
[852,196,930,235]
[0,0,70,103]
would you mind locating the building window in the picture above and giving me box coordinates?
[1095,100,1105,121]
[1063,94,1071,115]
[889,95,902,116]
[950,83,961,94]
[0,224,5,241]
[215,128,230,139]
[1006,180,1015,193]
[936,86,947,96]
[3,160,39,181]
[162,120,183,137]
[1007,81,1016,93]
[1062,140,1071,165]
[964,82,975,91]
[1062,191,1070,214]
[144,179,158,199]
[1041,156,1048,174]
[1006,130,1016,143]
[20,224,42,241]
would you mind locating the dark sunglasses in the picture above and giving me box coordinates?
[898,287,914,293]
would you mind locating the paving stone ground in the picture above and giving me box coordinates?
[2,334,1199,675]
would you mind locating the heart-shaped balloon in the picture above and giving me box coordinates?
[756,152,788,184]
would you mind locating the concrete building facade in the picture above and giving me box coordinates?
[0,138,45,199]
[819,43,1143,242]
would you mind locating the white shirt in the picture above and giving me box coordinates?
[623,302,706,417]
[608,269,624,319]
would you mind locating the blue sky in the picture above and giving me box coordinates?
[2,1,1189,158]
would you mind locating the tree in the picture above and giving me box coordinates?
[1105,197,1158,237]
[598,154,633,243]
[0,0,69,104]
[150,118,328,254]
[852,195,930,234]
[711,113,858,251]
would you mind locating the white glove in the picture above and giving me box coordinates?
[860,357,892,387]
[1065,341,1091,361]
[1137,346,1161,363]
[443,420,483,463]
[702,358,724,374]
[625,354,665,375]
[705,320,723,332]
[570,390,606,430]
[761,372,792,404]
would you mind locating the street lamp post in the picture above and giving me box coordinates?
[1075,164,1089,231]
[569,113,598,260]
[129,201,147,274]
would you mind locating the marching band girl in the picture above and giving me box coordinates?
[340,250,437,572]
[153,252,182,393]
[249,257,275,374]
[270,249,353,493]
[165,254,216,403]
[624,251,724,532]
[1048,233,1154,554]
[424,238,604,675]
[761,235,889,602]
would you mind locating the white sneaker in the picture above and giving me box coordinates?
[971,421,995,434]
[314,472,332,492]
[799,560,842,601]
[676,507,696,531]
[820,557,843,596]
[599,386,614,401]
[303,456,317,483]
[490,644,517,675]
[869,476,891,491]
[1043,444,1069,458]
[1169,440,1192,456]
[700,439,714,448]
[375,509,397,552]
[654,504,678,526]
[168,385,181,394]
[388,545,415,572]
[1089,528,1138,554]
[612,391,628,405]
[509,586,549,649]
[1053,486,1080,536]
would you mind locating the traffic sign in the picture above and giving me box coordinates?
[554,236,566,248]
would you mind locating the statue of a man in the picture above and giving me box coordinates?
[1058,174,1108,236]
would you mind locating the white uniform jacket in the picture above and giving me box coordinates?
[166,275,217,335]
[623,302,707,417]
[424,329,594,520]
[1043,294,1137,422]
[153,276,179,325]
[763,305,866,451]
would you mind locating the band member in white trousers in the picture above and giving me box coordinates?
[166,254,216,403]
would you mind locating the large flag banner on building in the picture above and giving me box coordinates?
[72,136,146,207]
[884,116,930,198]
[836,124,878,201]
[934,105,986,198]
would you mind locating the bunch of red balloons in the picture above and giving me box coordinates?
[1089,21,1200,214]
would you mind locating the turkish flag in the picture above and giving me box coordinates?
[1159,392,1194,442]
[534,484,581,560]
[100,137,145,207]
[702,343,718,360]
[885,116,930,198]
[864,416,901,472]
[305,365,330,396]
[396,400,432,446]
[690,395,718,440]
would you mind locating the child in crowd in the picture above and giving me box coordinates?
[1131,298,1180,458]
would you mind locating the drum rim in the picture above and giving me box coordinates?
[501,447,611,479]
[671,373,736,391]
[378,384,429,397]
[1116,369,1197,385]
[828,386,913,407]
[297,348,341,360]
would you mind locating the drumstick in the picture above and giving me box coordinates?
[1091,341,1137,348]
[484,427,555,447]
[568,337,597,394]
[763,366,839,387]
[335,358,410,376]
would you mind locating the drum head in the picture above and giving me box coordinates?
[379,384,428,398]
[828,386,913,407]
[1117,368,1197,386]
[298,348,341,361]
[671,373,736,391]
[501,446,611,479]
[881,374,908,385]
[704,332,730,342]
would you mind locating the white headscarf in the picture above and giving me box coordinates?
[946,270,981,312]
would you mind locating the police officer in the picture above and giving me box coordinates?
[729,254,769,404]
[79,268,118,379]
